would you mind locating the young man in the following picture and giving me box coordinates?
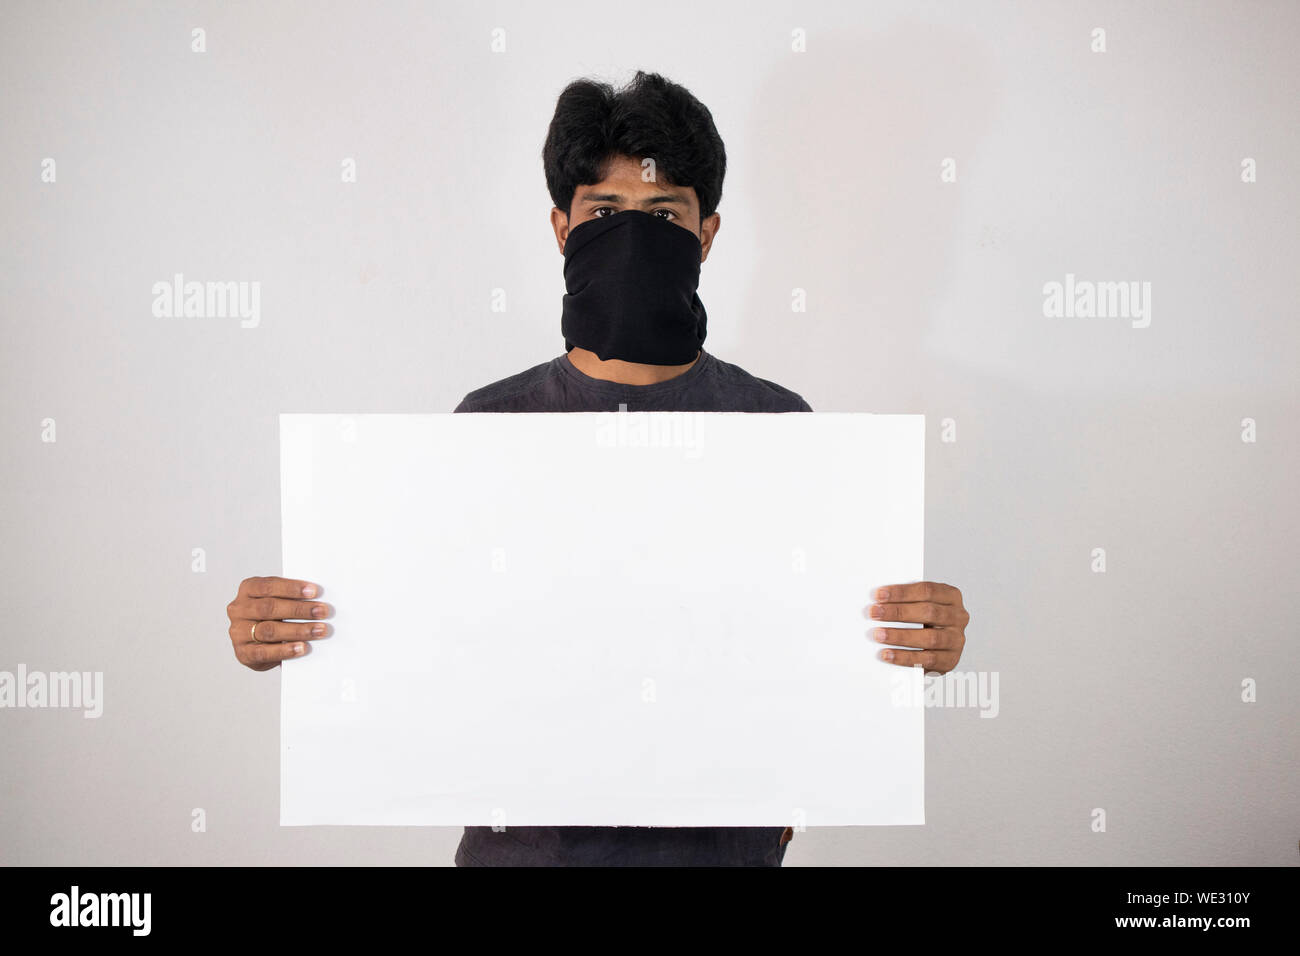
[225,71,970,866]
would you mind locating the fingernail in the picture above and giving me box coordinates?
[302,584,317,598]
[873,628,888,642]
[292,643,304,655]
[876,588,890,601]
[312,605,327,618]
[880,649,894,662]
[311,624,326,636]
[870,605,884,619]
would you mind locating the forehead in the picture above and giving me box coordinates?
[580,154,697,204]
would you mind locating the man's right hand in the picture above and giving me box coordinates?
[226,576,332,671]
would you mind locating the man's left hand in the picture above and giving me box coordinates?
[866,581,968,674]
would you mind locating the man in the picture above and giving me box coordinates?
[225,71,969,866]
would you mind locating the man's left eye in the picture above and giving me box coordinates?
[652,209,675,220]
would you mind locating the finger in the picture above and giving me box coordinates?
[235,620,331,644]
[240,576,323,601]
[237,639,310,669]
[242,597,332,622]
[866,601,963,627]
[877,647,958,672]
[870,626,955,650]
[227,578,326,623]
[872,581,962,606]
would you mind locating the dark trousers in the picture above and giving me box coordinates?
[455,825,793,866]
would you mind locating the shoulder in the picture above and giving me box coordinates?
[453,359,559,412]
[704,353,814,412]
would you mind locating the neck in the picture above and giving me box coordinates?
[565,347,701,385]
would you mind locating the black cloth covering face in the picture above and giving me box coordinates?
[561,209,708,366]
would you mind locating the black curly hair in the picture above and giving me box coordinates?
[542,71,727,220]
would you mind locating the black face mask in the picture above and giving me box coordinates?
[561,209,707,366]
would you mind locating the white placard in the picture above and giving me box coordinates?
[280,412,925,827]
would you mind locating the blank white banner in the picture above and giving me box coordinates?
[279,412,926,827]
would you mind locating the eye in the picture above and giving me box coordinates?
[652,209,676,221]
[592,206,616,218]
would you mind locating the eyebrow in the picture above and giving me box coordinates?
[579,192,689,206]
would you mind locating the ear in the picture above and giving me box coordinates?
[699,212,720,263]
[550,207,570,254]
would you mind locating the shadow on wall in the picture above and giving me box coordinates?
[739,20,998,412]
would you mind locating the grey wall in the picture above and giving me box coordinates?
[1,0,1296,865]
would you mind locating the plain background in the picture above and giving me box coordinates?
[1,0,1296,865]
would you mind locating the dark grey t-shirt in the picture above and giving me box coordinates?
[452,349,811,866]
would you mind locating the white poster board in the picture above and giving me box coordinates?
[280,412,925,827]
